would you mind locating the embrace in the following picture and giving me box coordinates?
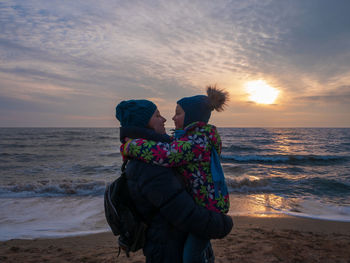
[115,86,233,263]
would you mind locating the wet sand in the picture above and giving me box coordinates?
[1,215,350,263]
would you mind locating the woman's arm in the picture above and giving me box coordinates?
[134,163,233,239]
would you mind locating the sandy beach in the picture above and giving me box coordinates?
[1,215,350,263]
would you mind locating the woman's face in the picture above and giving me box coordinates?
[172,104,185,129]
[148,109,167,134]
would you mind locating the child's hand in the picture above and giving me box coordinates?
[120,138,133,161]
[119,143,127,161]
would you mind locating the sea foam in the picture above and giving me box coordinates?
[0,196,108,241]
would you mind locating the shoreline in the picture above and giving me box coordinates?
[1,215,350,263]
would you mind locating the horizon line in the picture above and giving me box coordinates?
[1,126,350,129]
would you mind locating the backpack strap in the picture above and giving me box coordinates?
[121,160,128,173]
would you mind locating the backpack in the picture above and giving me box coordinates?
[104,160,148,257]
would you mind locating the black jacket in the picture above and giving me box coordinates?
[120,127,233,263]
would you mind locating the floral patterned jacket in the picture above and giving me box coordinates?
[121,121,229,214]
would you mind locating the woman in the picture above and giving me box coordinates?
[121,86,230,262]
[115,99,233,263]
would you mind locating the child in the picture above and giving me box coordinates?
[121,85,229,262]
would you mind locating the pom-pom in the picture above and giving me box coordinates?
[206,85,229,112]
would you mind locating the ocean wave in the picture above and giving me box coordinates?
[222,165,246,175]
[0,196,108,241]
[71,164,119,174]
[226,175,350,197]
[37,142,86,148]
[0,136,29,141]
[341,142,350,150]
[226,178,273,193]
[223,145,265,153]
[249,139,275,145]
[98,151,120,157]
[63,137,90,142]
[221,154,347,165]
[97,135,116,140]
[0,142,82,148]
[0,152,38,162]
[298,177,350,196]
[0,152,65,162]
[0,143,31,148]
[61,130,86,136]
[0,180,109,198]
[267,197,350,222]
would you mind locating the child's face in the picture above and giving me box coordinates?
[172,104,185,129]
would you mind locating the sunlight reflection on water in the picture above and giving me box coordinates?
[228,194,350,221]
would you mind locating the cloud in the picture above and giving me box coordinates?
[295,86,350,104]
[0,95,51,112]
[268,0,350,82]
[0,0,349,126]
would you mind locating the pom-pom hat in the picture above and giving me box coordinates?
[177,85,228,128]
[177,95,212,127]
[116,99,157,128]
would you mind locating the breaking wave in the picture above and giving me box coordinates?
[0,180,108,198]
[221,154,347,165]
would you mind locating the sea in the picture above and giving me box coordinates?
[0,127,349,241]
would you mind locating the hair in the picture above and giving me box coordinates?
[207,84,229,112]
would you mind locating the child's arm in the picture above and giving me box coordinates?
[121,134,211,167]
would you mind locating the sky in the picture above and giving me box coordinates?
[1,0,350,127]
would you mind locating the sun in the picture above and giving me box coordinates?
[245,80,279,104]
